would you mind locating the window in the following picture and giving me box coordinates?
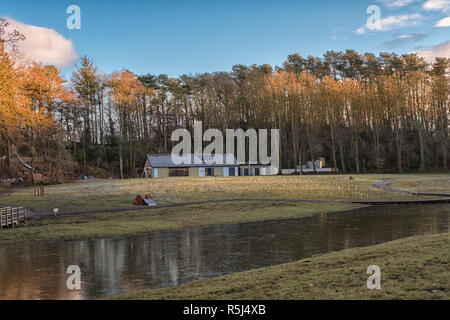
[254,168,260,176]
[229,168,235,176]
[206,168,215,176]
[169,168,189,177]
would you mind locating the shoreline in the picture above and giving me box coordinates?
[109,231,450,300]
[0,201,363,245]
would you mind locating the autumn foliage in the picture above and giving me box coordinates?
[0,19,449,180]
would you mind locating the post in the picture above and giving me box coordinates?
[12,207,17,226]
[7,208,12,228]
[35,186,45,196]
[0,208,4,229]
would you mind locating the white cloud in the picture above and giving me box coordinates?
[435,16,450,27]
[5,17,77,67]
[377,13,423,30]
[423,0,450,11]
[355,13,423,34]
[416,41,450,62]
[379,0,419,8]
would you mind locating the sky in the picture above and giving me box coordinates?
[1,0,449,79]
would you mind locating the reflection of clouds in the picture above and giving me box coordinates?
[0,205,449,300]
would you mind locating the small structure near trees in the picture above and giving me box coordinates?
[133,194,156,206]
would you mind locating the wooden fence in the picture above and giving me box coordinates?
[0,207,27,229]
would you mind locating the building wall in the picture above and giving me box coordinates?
[255,166,278,176]
[214,167,224,177]
[189,167,199,177]
[151,166,263,178]
[158,168,169,178]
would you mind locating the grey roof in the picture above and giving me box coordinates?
[146,154,239,168]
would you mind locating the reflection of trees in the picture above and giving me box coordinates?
[0,205,449,299]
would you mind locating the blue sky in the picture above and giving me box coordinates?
[1,0,449,78]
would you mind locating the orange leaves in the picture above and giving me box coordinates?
[22,62,65,113]
[108,70,154,111]
[265,70,327,96]
[0,45,66,143]
[0,44,21,140]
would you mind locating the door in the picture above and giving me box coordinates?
[153,168,159,178]
[206,168,215,176]
[199,168,206,177]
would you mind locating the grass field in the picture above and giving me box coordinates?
[0,201,359,244]
[388,174,450,194]
[1,174,446,213]
[112,232,450,300]
[0,174,447,244]
[1,174,448,300]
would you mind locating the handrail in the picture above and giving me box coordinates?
[0,207,26,229]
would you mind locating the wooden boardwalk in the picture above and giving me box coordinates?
[0,207,27,229]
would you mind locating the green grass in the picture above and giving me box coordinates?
[0,174,438,212]
[112,232,450,300]
[0,201,358,244]
[0,174,445,245]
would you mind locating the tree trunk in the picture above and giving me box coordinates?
[338,136,346,173]
[31,130,36,184]
[119,140,124,180]
[353,129,360,173]
[395,129,402,173]
[7,141,13,178]
[330,124,337,171]
[419,129,426,172]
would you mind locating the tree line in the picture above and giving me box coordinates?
[0,18,448,180]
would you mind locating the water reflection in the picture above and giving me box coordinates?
[0,204,449,300]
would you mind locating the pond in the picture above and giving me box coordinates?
[0,204,449,300]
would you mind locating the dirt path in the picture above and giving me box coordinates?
[28,198,353,219]
[372,178,450,197]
